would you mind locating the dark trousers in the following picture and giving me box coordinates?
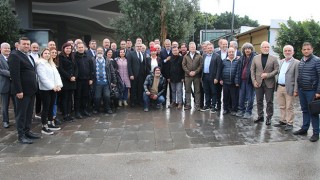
[94,84,111,112]
[61,89,73,115]
[130,74,144,105]
[1,93,16,123]
[15,95,35,137]
[299,89,319,134]
[143,92,165,109]
[216,83,223,109]
[74,80,90,113]
[35,90,41,114]
[238,80,255,114]
[223,84,239,112]
[40,90,56,125]
[255,82,274,119]
[202,74,217,108]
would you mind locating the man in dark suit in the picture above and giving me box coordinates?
[9,37,40,144]
[86,40,97,59]
[159,39,173,105]
[200,43,222,113]
[215,39,228,110]
[127,42,146,106]
[0,42,16,128]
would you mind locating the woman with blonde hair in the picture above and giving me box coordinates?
[37,48,63,135]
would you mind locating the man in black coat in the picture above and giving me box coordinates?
[9,37,40,144]
[74,42,94,118]
[159,39,173,105]
[127,42,147,106]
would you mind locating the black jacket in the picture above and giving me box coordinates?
[74,52,94,80]
[144,74,167,97]
[127,51,147,78]
[8,50,37,96]
[202,52,222,80]
[169,55,184,83]
[58,54,78,90]
[221,58,240,85]
[145,56,162,74]
[237,52,256,85]
[159,48,172,79]
[297,55,320,92]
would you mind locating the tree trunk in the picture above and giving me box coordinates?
[160,0,167,46]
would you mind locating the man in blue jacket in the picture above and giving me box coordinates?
[293,42,320,142]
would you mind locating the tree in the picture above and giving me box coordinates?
[112,0,199,45]
[213,12,259,29]
[0,0,20,46]
[192,11,259,45]
[275,19,320,59]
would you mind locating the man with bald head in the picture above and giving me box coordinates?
[251,41,279,125]
[103,38,111,52]
[273,45,299,131]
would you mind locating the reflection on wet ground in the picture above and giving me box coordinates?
[0,97,310,157]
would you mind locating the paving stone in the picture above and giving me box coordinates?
[105,128,123,136]
[137,131,154,141]
[118,140,139,152]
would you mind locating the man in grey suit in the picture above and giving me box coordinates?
[251,41,279,125]
[0,42,16,128]
[274,45,299,131]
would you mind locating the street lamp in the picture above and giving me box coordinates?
[231,0,235,40]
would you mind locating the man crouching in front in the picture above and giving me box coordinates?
[143,67,167,112]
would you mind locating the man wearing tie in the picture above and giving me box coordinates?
[86,40,97,59]
[127,42,146,106]
[9,37,40,144]
[0,42,16,128]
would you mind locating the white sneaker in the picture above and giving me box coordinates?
[123,101,128,106]
[41,125,54,135]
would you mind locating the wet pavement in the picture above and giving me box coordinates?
[0,97,313,157]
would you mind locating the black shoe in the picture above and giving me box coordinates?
[265,118,271,125]
[293,129,308,135]
[3,122,9,128]
[54,118,62,125]
[106,110,113,114]
[254,117,264,123]
[274,121,287,127]
[18,136,33,144]
[68,115,74,121]
[284,124,293,131]
[216,106,221,111]
[310,134,319,142]
[82,110,91,117]
[92,110,99,114]
[200,106,210,112]
[75,112,83,119]
[25,131,41,139]
[223,110,229,115]
[230,111,237,116]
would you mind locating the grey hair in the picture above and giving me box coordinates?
[283,45,294,52]
[230,41,238,48]
[164,39,171,44]
[189,42,196,47]
[1,42,10,49]
[241,42,254,54]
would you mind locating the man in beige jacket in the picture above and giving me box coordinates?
[274,45,299,131]
[251,41,279,125]
[182,42,203,111]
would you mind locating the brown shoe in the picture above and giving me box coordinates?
[177,103,182,109]
[184,105,191,110]
[168,102,177,108]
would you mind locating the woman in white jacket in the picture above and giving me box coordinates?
[37,48,63,135]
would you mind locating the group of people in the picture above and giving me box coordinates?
[0,36,319,144]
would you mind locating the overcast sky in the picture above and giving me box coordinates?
[200,0,320,25]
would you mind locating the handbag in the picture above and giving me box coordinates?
[110,86,120,99]
[308,98,320,115]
